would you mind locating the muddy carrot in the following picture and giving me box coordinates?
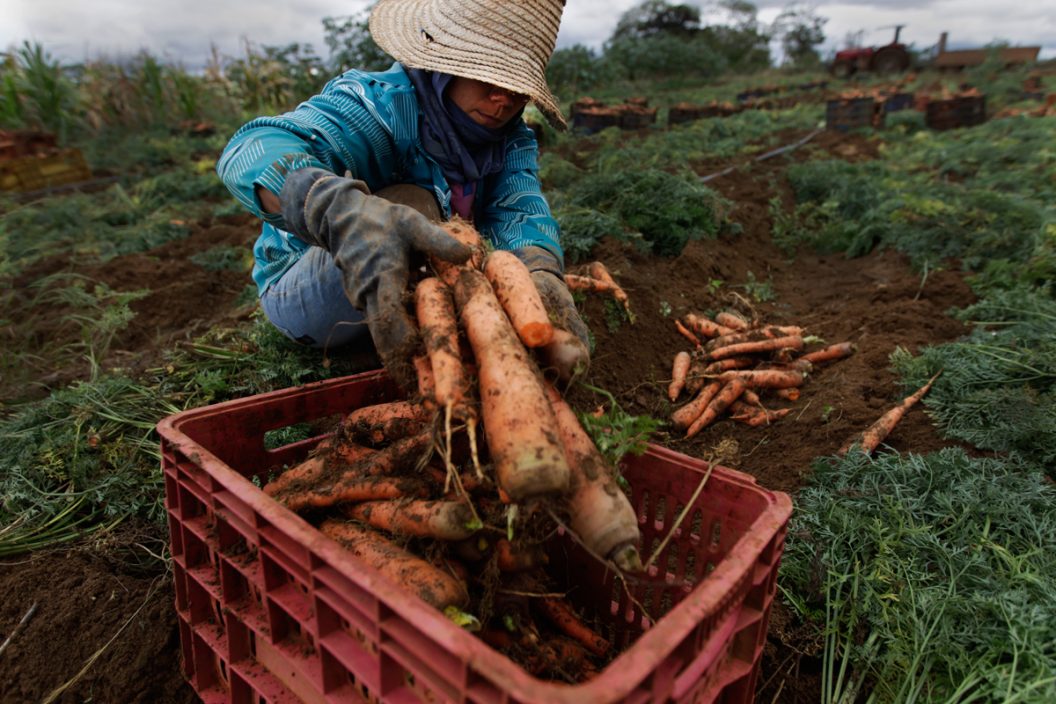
[545,385,641,570]
[686,378,747,438]
[415,278,468,412]
[708,335,804,361]
[484,251,554,348]
[342,400,429,445]
[413,354,436,408]
[320,519,469,609]
[587,261,632,318]
[775,387,800,402]
[563,274,615,293]
[742,389,763,406]
[671,380,723,429]
[683,312,732,338]
[453,268,570,500]
[675,320,701,347]
[702,357,754,374]
[704,326,801,352]
[668,351,692,401]
[495,539,549,572]
[715,310,750,331]
[433,218,485,287]
[344,499,479,541]
[744,407,792,427]
[718,369,805,389]
[536,598,610,657]
[264,438,375,498]
[839,371,942,455]
[283,476,425,512]
[801,341,857,365]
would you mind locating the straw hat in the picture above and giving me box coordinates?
[369,0,567,128]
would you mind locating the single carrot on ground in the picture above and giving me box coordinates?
[702,357,754,374]
[683,313,732,339]
[708,335,805,361]
[686,378,747,438]
[671,380,723,429]
[668,351,692,401]
[801,341,857,365]
[483,251,554,348]
[704,326,800,352]
[587,261,632,319]
[839,371,942,455]
[320,519,469,609]
[718,369,805,389]
[715,310,750,331]
[774,387,800,402]
[674,319,701,347]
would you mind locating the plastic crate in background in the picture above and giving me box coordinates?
[158,371,793,704]
[825,97,883,132]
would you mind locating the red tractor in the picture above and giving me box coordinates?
[831,25,912,78]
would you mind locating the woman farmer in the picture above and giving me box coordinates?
[217,0,588,388]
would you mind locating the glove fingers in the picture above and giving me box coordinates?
[400,210,473,264]
[531,271,591,349]
[365,275,420,391]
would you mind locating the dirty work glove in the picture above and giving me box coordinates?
[279,167,471,388]
[514,246,591,381]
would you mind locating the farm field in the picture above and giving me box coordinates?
[2,59,1056,703]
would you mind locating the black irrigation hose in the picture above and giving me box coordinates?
[699,128,824,183]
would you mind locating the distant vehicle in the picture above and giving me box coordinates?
[831,25,911,78]
[932,32,1041,71]
[831,28,1042,78]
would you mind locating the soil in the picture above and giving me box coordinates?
[0,129,976,703]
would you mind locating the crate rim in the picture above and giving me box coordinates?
[157,372,793,702]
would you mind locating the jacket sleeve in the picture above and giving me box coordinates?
[476,124,564,262]
[216,73,400,229]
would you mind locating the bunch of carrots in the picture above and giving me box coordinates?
[668,308,856,438]
[669,308,942,454]
[261,220,640,681]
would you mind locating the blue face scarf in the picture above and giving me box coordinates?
[405,67,521,188]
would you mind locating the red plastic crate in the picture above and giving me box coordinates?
[158,370,792,704]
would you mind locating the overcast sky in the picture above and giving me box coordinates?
[2,0,1053,69]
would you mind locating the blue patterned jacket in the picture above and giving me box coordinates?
[217,62,562,295]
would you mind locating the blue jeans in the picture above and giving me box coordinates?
[259,247,371,350]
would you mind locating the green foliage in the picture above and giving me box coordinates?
[783,120,1056,293]
[547,45,609,99]
[191,245,252,272]
[771,5,828,69]
[603,35,727,82]
[553,206,635,264]
[323,10,392,73]
[0,316,374,554]
[563,167,728,256]
[738,271,775,302]
[0,42,79,139]
[782,448,1056,702]
[576,384,661,471]
[891,288,1056,471]
[1,165,227,275]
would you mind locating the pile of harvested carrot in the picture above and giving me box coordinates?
[262,219,641,682]
[669,309,943,454]
[668,308,857,438]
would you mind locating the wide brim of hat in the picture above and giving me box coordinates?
[370,0,567,129]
